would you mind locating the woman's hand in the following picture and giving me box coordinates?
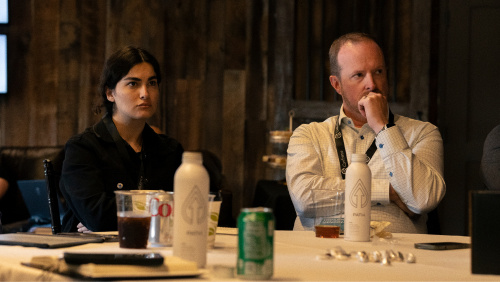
[77,222,93,233]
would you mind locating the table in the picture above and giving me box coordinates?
[0,230,498,281]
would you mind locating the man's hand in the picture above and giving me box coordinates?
[77,222,93,233]
[357,92,389,133]
[389,185,419,219]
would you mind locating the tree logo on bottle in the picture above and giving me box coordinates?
[181,186,207,225]
[349,179,369,208]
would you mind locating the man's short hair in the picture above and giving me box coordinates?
[329,32,382,77]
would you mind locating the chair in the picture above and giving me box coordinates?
[426,208,441,235]
[43,159,61,234]
[253,180,296,230]
[200,150,236,227]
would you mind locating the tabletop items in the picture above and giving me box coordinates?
[22,254,201,279]
[237,207,274,280]
[113,152,219,269]
[173,152,210,268]
[115,190,157,249]
[313,189,344,238]
[0,233,104,248]
[344,153,372,242]
[2,231,500,281]
[316,246,416,265]
[148,191,174,247]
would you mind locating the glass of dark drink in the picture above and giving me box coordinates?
[312,189,344,238]
[115,190,159,249]
[117,216,151,248]
[315,225,340,238]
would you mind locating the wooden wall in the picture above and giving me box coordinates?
[0,0,434,220]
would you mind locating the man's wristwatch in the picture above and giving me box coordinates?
[376,123,395,137]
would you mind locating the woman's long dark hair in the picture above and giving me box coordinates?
[95,46,162,115]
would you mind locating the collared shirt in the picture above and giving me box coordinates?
[286,106,446,233]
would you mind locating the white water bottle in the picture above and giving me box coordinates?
[173,152,210,268]
[344,153,372,242]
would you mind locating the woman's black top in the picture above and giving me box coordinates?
[60,115,183,232]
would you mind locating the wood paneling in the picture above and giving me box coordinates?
[222,70,246,214]
[29,0,59,146]
[76,1,106,132]
[292,0,413,105]
[202,0,225,157]
[0,0,434,221]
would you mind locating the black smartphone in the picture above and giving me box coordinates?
[414,242,471,250]
[63,252,164,265]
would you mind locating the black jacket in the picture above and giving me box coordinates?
[60,115,183,232]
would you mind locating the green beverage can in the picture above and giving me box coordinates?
[237,207,274,280]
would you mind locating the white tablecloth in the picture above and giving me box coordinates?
[0,230,498,281]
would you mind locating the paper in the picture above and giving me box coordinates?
[24,255,202,279]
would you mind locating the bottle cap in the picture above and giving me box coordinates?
[351,153,367,162]
[182,151,203,163]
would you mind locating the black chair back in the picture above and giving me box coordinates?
[43,159,61,234]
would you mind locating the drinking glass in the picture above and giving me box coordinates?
[115,190,158,249]
[207,194,221,248]
[312,188,344,238]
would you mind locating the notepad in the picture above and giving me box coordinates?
[0,233,104,248]
[23,255,203,279]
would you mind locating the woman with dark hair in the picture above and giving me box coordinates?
[60,46,183,232]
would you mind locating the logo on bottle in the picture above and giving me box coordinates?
[349,179,369,208]
[181,185,207,225]
[149,197,172,217]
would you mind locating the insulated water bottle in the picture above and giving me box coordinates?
[173,152,210,268]
[344,153,372,242]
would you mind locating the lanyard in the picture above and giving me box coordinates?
[335,110,394,179]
